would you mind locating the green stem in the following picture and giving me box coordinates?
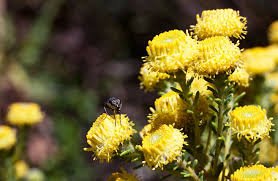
[221,129,232,181]
[178,159,200,181]
[239,138,259,165]
[13,126,28,161]
[212,100,223,175]
[205,124,212,154]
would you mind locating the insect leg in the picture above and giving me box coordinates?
[104,106,108,119]
[119,111,121,125]
[113,110,117,126]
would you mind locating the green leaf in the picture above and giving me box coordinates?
[186,109,194,114]
[171,87,183,94]
[209,105,219,113]
[234,92,246,103]
[208,86,218,96]
[193,91,200,107]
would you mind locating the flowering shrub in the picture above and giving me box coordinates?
[82,8,278,180]
[1,8,278,181]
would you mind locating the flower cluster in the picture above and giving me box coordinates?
[137,124,187,169]
[0,125,16,150]
[6,102,44,126]
[230,105,273,142]
[84,113,135,162]
[84,9,278,181]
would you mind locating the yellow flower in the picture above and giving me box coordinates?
[6,103,44,126]
[137,124,187,169]
[268,20,278,44]
[139,62,170,92]
[144,30,199,73]
[148,91,188,128]
[192,36,241,75]
[190,76,212,97]
[231,165,272,181]
[15,160,29,179]
[259,138,278,164]
[192,9,247,39]
[107,168,139,181]
[230,105,273,142]
[242,47,276,75]
[139,124,153,138]
[228,68,250,87]
[270,166,278,180]
[0,125,16,150]
[84,113,136,162]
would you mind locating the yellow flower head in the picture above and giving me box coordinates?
[268,20,278,44]
[137,124,187,169]
[107,168,139,181]
[15,160,29,179]
[148,91,188,128]
[139,62,170,92]
[0,125,16,150]
[242,47,276,75]
[145,30,199,73]
[231,165,272,181]
[192,9,247,39]
[192,36,241,75]
[228,68,250,87]
[259,138,278,164]
[6,103,44,126]
[230,105,273,142]
[84,113,136,162]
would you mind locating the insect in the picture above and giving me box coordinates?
[104,97,122,125]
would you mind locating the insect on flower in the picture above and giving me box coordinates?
[104,97,122,125]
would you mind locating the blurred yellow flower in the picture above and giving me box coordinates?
[84,113,135,162]
[192,36,241,75]
[228,68,250,87]
[148,91,188,128]
[15,160,29,179]
[268,20,278,44]
[137,124,187,169]
[192,9,247,39]
[139,62,170,92]
[265,45,278,64]
[230,105,273,142]
[107,168,139,181]
[144,29,199,73]
[0,125,16,150]
[6,103,44,126]
[231,165,272,181]
[259,138,278,164]
[242,47,276,75]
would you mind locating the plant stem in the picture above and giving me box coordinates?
[212,87,225,176]
[221,128,232,181]
[205,124,212,155]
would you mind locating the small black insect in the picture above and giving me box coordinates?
[104,97,122,125]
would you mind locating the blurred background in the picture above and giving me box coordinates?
[0,0,278,180]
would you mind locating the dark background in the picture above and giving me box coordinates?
[1,0,278,180]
